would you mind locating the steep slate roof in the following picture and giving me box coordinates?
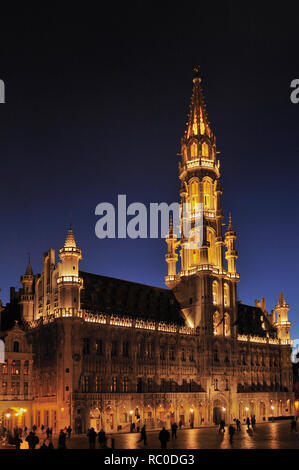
[236,303,277,338]
[79,271,185,325]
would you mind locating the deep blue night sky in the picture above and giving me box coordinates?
[0,4,299,336]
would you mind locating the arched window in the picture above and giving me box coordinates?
[200,118,205,135]
[223,283,230,307]
[190,142,198,158]
[224,313,230,337]
[213,312,222,336]
[192,119,198,135]
[190,180,199,213]
[203,178,214,210]
[202,142,209,157]
[207,229,217,265]
[13,341,19,353]
[212,281,218,305]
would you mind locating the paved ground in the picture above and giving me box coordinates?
[47,421,299,449]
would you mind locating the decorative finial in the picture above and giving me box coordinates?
[193,65,201,83]
[229,212,232,225]
[169,214,173,227]
[27,252,31,265]
[69,211,72,230]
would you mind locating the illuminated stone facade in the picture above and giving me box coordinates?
[0,69,294,434]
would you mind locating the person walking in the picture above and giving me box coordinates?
[179,420,183,430]
[14,434,23,450]
[98,429,107,449]
[236,419,241,431]
[138,425,147,446]
[87,427,97,449]
[246,417,250,430]
[26,431,39,449]
[171,422,178,439]
[58,429,67,449]
[251,416,256,429]
[158,427,170,449]
[219,420,225,433]
[67,426,72,439]
[228,425,235,444]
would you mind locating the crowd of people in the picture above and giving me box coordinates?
[1,416,298,449]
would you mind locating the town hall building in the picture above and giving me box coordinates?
[0,69,294,434]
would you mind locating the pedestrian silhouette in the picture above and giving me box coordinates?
[158,427,170,449]
[58,429,67,449]
[138,425,147,445]
[87,427,97,449]
[219,420,225,433]
[228,425,235,444]
[171,422,178,439]
[98,429,107,448]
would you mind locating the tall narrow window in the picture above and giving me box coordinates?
[224,313,231,337]
[191,142,197,158]
[122,377,129,392]
[224,283,230,307]
[213,312,222,336]
[111,377,117,392]
[13,341,19,352]
[202,142,209,157]
[212,281,218,305]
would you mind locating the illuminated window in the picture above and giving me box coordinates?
[111,377,117,392]
[203,179,214,210]
[207,229,217,265]
[11,381,20,396]
[212,281,218,305]
[192,119,198,135]
[224,283,230,307]
[11,360,20,375]
[191,143,198,158]
[122,377,129,392]
[2,381,7,395]
[224,313,231,337]
[83,376,89,392]
[213,312,222,336]
[200,108,205,135]
[2,360,8,375]
[200,119,205,135]
[202,142,209,157]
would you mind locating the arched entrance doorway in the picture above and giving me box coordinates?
[213,399,226,425]
[90,407,101,432]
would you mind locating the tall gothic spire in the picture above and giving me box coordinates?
[64,227,77,248]
[185,66,213,140]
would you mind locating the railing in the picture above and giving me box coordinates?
[237,334,292,346]
[28,310,196,336]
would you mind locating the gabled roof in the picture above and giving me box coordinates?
[79,271,185,325]
[236,303,277,338]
